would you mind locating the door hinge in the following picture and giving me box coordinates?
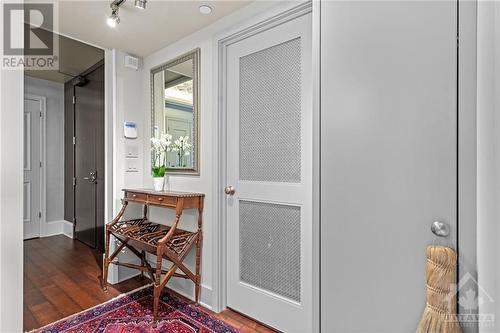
[39,161,42,168]
[38,211,42,219]
[39,111,42,117]
[72,95,76,104]
[73,218,76,225]
[73,177,76,186]
[73,136,76,145]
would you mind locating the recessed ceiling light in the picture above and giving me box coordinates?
[134,0,147,10]
[199,5,212,15]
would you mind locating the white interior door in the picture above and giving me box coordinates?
[225,12,312,333]
[166,117,192,167]
[320,1,457,332]
[23,95,43,240]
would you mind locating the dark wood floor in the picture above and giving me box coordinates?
[24,235,275,332]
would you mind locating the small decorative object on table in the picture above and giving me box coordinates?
[151,134,172,191]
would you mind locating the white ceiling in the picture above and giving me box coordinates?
[168,60,193,77]
[25,33,104,82]
[56,0,252,57]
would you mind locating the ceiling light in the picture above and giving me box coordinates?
[199,5,212,15]
[134,0,147,10]
[107,0,146,28]
[107,8,120,28]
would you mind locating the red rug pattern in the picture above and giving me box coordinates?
[32,286,239,333]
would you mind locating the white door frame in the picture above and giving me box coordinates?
[24,94,46,239]
[214,2,320,329]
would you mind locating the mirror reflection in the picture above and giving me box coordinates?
[151,49,199,174]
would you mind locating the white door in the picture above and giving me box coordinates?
[166,117,192,167]
[23,95,43,240]
[225,13,312,332]
[320,1,457,332]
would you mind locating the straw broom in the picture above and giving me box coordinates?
[416,246,463,333]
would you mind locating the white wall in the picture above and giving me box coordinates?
[141,22,220,304]
[24,76,66,234]
[111,49,147,282]
[0,57,24,333]
[477,2,500,332]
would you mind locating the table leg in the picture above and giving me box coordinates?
[102,228,111,291]
[153,245,164,322]
[140,250,146,279]
[102,200,128,291]
[195,198,204,303]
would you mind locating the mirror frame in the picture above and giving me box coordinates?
[150,48,200,176]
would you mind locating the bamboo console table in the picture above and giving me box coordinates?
[102,188,205,321]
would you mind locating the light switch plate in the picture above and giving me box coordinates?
[125,159,139,172]
[126,145,139,158]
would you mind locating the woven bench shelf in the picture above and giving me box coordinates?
[110,218,197,258]
[102,189,205,322]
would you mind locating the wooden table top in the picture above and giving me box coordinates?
[122,188,205,198]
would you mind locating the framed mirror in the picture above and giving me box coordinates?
[151,48,200,175]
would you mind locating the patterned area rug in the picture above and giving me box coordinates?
[31,286,239,333]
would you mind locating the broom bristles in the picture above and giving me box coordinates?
[416,307,463,333]
[416,246,463,333]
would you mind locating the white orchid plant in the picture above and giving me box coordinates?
[171,136,193,168]
[150,133,172,177]
[151,134,193,173]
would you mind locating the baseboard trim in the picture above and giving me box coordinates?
[41,220,63,237]
[166,278,213,310]
[40,219,73,238]
[62,220,74,239]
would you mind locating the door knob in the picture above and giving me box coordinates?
[224,186,235,195]
[431,220,450,237]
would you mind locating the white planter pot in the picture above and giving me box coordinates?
[153,177,164,191]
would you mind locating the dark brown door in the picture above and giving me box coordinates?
[74,63,104,251]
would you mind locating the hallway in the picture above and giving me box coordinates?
[23,235,274,332]
[23,235,145,330]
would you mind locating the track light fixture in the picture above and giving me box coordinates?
[107,0,147,28]
[134,0,147,10]
[107,5,120,28]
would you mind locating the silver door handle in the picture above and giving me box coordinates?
[431,220,450,237]
[84,172,97,184]
[224,186,235,195]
